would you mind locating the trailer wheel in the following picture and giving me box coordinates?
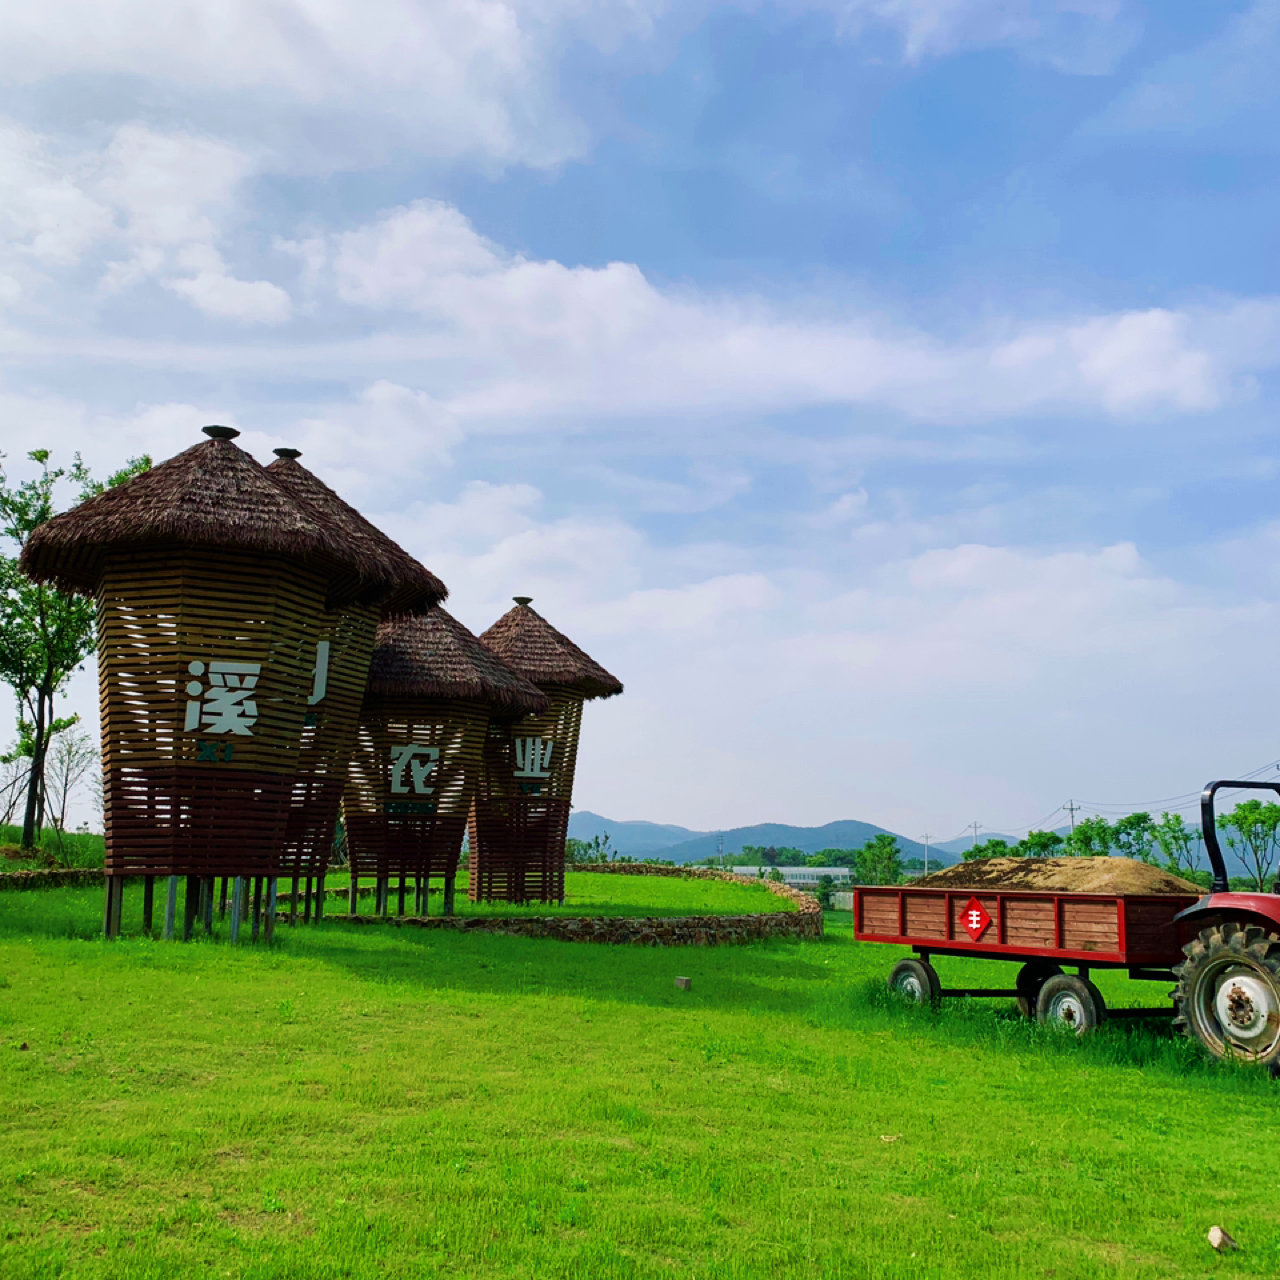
[1174,923,1280,1066]
[889,958,941,1006]
[1016,961,1063,1019]
[1036,974,1106,1033]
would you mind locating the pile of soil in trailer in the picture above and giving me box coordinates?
[912,857,1201,895]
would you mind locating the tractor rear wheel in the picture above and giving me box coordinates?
[1036,974,1106,1033]
[1174,923,1280,1066]
[1016,961,1064,1019]
[888,958,941,1006]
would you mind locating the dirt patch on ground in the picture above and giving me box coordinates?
[913,857,1201,895]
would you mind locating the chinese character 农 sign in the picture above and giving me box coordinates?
[961,897,991,942]
[184,660,261,735]
[390,744,439,795]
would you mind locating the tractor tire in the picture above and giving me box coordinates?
[888,957,941,1007]
[1173,923,1280,1066]
[1016,961,1064,1019]
[1036,974,1106,1033]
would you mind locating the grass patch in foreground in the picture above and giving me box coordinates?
[2,889,1279,1279]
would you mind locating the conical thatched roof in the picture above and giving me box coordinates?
[368,606,548,714]
[479,598,622,700]
[266,450,446,615]
[20,428,398,604]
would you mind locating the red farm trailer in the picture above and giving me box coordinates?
[854,780,1280,1070]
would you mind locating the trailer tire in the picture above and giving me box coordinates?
[1036,974,1106,1034]
[1174,923,1280,1066]
[1016,961,1063,1019]
[889,958,941,1007]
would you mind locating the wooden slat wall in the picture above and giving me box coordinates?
[1004,898,1055,949]
[278,604,377,877]
[1060,899,1120,953]
[1123,897,1197,959]
[96,547,327,877]
[468,687,583,903]
[342,695,489,882]
[860,891,900,935]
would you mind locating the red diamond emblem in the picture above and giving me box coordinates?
[961,897,991,942]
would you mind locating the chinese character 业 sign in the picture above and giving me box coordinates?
[513,737,553,778]
[184,660,261,736]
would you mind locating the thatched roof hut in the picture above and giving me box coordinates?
[479,598,622,699]
[21,427,399,609]
[266,449,446,615]
[369,607,548,714]
[345,607,544,916]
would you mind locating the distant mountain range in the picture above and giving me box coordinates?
[567,811,955,866]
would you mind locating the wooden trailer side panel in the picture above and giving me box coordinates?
[1003,897,1055,949]
[1123,897,1197,963]
[904,893,946,939]
[1060,899,1120,953]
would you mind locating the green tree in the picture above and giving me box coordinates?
[814,874,835,909]
[1152,810,1203,877]
[1111,812,1157,864]
[0,449,150,848]
[741,844,768,866]
[1017,829,1064,858]
[962,837,1017,862]
[1063,815,1112,857]
[855,833,902,886]
[1218,800,1280,892]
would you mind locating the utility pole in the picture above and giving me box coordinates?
[969,822,981,850]
[922,833,931,874]
[1064,801,1079,834]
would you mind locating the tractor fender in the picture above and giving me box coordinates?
[1174,892,1280,934]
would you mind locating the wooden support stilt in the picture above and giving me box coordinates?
[252,876,263,941]
[163,876,178,940]
[143,876,155,933]
[102,877,113,938]
[219,876,229,919]
[303,876,313,923]
[398,873,406,917]
[444,869,456,918]
[183,875,199,942]
[204,877,215,934]
[349,871,358,916]
[230,877,244,943]
[377,877,388,916]
[265,878,277,942]
[315,874,325,923]
[289,876,299,926]
[103,875,124,939]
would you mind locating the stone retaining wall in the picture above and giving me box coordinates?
[0,868,103,892]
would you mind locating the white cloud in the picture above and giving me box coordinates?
[311,198,1267,424]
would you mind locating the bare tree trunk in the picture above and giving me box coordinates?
[20,679,51,850]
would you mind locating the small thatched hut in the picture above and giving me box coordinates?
[265,449,446,918]
[344,607,546,915]
[470,598,622,902]
[19,426,402,939]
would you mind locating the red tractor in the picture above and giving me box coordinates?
[853,779,1280,1070]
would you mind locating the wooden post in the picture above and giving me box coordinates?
[303,876,314,923]
[201,878,214,935]
[163,875,178,940]
[349,871,358,916]
[183,875,199,942]
[219,876,229,919]
[143,876,155,933]
[102,877,113,938]
[265,878,277,942]
[444,868,456,918]
[252,876,263,941]
[230,877,244,943]
[397,873,406,917]
[289,876,299,926]
[315,873,325,923]
[103,875,124,939]
[377,876,388,916]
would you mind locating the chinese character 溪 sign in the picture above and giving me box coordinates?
[184,660,261,735]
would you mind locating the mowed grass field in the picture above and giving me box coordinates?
[2,876,1278,1280]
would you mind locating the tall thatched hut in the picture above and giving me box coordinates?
[264,449,446,918]
[344,607,546,915]
[19,426,403,939]
[470,598,622,903]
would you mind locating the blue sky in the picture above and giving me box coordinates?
[3,0,1280,840]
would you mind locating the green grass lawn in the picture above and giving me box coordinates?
[2,891,1277,1279]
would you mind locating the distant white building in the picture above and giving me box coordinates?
[731,865,853,887]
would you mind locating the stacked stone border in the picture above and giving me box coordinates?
[335,863,823,945]
[0,861,823,947]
